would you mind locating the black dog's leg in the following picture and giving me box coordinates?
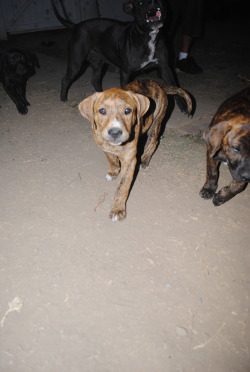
[159,64,189,114]
[61,68,78,102]
[3,83,28,115]
[61,39,91,101]
[120,70,132,88]
[88,52,106,92]
[18,82,30,106]
[157,45,189,114]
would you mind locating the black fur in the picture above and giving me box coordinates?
[0,49,40,115]
[52,0,187,113]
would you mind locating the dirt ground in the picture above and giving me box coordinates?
[0,12,250,372]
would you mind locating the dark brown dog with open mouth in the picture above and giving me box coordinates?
[200,88,250,205]
[79,79,192,221]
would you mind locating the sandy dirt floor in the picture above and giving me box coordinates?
[0,11,250,372]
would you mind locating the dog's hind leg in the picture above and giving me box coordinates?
[141,104,167,168]
[61,63,83,102]
[120,70,132,88]
[158,59,189,114]
[88,51,106,92]
[61,41,90,101]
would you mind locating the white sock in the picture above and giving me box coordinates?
[179,52,188,60]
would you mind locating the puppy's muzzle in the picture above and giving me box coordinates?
[239,170,250,182]
[229,162,250,183]
[106,127,124,145]
[16,64,28,76]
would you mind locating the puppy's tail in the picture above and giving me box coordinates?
[51,0,75,30]
[162,85,193,116]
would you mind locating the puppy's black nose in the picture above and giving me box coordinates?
[108,128,122,138]
[242,175,250,182]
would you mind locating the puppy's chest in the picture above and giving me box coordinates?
[140,30,159,69]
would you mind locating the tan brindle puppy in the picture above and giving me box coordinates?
[200,88,250,205]
[79,79,192,221]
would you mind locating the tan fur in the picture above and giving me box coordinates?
[79,79,192,221]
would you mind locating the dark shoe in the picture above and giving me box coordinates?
[175,56,203,74]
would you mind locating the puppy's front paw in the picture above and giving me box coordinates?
[109,208,126,222]
[199,187,215,200]
[106,174,116,181]
[105,170,119,181]
[212,193,225,206]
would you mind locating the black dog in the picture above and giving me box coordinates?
[52,0,187,113]
[0,49,40,114]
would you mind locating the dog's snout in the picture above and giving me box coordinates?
[241,171,250,182]
[108,128,122,138]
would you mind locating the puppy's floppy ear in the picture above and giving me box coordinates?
[24,51,40,68]
[123,1,134,14]
[203,121,231,157]
[78,92,102,123]
[127,91,150,119]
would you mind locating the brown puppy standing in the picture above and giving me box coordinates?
[200,88,250,205]
[79,79,192,221]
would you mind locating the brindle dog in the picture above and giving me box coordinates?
[200,88,250,205]
[79,79,192,221]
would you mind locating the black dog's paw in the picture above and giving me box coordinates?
[17,105,28,115]
[199,187,215,200]
[60,93,68,103]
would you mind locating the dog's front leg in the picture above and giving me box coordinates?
[199,149,220,200]
[18,82,30,106]
[3,83,28,115]
[104,152,121,181]
[213,180,247,206]
[109,157,136,222]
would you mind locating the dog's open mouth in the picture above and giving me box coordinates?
[146,8,161,23]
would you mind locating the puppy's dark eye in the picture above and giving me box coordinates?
[233,146,240,153]
[99,108,106,115]
[125,108,132,115]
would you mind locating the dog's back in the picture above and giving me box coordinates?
[124,79,192,120]
[211,87,250,127]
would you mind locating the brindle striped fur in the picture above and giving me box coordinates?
[200,88,250,205]
[79,79,192,221]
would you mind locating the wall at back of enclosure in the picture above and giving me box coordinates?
[0,0,132,40]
